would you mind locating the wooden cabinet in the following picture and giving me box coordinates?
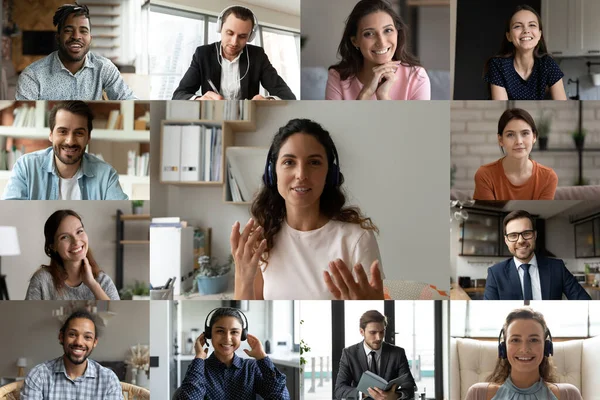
[542,0,600,57]
[459,212,502,256]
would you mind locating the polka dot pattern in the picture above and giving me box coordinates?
[483,55,564,99]
[178,354,290,399]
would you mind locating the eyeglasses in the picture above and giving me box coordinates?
[505,230,535,242]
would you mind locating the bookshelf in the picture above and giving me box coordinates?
[115,209,150,291]
[0,101,150,200]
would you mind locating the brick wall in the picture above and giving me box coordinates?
[451,101,600,190]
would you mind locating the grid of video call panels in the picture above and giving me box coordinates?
[0,1,599,400]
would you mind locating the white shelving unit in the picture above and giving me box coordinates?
[0,100,150,199]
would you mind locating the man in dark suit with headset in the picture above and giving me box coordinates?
[335,310,416,400]
[172,5,296,100]
[484,210,591,300]
[176,307,290,399]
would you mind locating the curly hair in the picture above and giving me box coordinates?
[251,118,378,269]
[487,307,557,384]
[36,209,101,293]
[483,5,551,78]
[53,2,91,33]
[328,0,421,81]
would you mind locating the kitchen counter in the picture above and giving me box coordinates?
[450,283,472,300]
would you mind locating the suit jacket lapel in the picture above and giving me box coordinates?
[506,259,523,300]
[211,43,223,92]
[380,342,390,377]
[537,257,551,300]
[358,342,369,374]
[239,46,250,99]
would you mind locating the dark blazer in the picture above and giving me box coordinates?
[483,255,591,300]
[334,341,416,400]
[172,42,296,100]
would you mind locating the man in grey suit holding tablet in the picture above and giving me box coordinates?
[334,310,416,400]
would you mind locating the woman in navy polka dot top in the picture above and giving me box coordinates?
[178,308,290,399]
[483,5,566,100]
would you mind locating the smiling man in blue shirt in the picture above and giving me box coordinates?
[178,308,290,400]
[2,101,128,200]
[21,309,123,400]
[15,3,135,100]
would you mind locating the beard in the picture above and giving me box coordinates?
[53,143,84,166]
[63,344,93,365]
[58,38,90,63]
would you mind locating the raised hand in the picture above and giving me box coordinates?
[231,218,267,299]
[195,333,209,360]
[243,333,267,360]
[323,259,384,300]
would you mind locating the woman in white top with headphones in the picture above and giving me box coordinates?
[230,118,385,300]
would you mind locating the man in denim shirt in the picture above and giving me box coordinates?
[2,101,128,200]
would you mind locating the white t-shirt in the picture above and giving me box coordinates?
[261,219,384,300]
[59,168,82,200]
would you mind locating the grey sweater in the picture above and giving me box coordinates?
[25,268,120,300]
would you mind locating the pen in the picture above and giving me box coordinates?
[207,79,220,95]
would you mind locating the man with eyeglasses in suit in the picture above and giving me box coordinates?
[484,210,591,300]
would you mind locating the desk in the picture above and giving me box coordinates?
[450,283,471,300]
[582,284,600,300]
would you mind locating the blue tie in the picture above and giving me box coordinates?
[521,264,533,300]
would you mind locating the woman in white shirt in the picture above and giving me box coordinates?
[230,118,384,300]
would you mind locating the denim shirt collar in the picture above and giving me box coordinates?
[42,148,96,179]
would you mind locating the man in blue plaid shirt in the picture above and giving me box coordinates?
[21,309,123,400]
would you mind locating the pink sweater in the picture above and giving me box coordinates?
[325,65,431,100]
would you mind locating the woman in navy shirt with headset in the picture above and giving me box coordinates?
[483,5,567,100]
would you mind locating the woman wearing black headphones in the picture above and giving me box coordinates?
[466,308,582,400]
[230,118,384,300]
[178,308,290,399]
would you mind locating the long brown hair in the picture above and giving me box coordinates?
[328,0,421,81]
[483,5,551,78]
[487,307,557,384]
[37,209,101,293]
[251,119,378,269]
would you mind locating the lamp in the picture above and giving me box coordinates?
[0,226,20,300]
[16,357,27,377]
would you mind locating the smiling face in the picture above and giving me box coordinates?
[506,319,545,376]
[211,316,242,360]
[220,14,253,61]
[498,118,536,160]
[504,217,536,263]
[275,133,329,212]
[351,11,398,67]
[49,109,90,168]
[53,215,88,264]
[57,13,91,63]
[506,9,541,54]
[59,317,97,366]
[360,322,385,351]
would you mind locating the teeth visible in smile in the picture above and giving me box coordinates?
[70,246,83,254]
[373,48,389,54]
[293,188,309,192]
[516,356,533,361]
[520,37,532,41]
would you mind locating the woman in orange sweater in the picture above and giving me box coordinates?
[473,108,557,200]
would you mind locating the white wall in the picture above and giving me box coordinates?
[150,100,450,288]
[417,6,450,71]
[0,201,149,299]
[0,300,149,378]
[151,0,300,31]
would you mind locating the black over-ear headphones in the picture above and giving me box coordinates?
[497,327,553,359]
[204,307,249,344]
[262,138,341,189]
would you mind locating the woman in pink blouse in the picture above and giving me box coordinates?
[326,0,430,100]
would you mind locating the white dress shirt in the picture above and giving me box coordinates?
[363,341,383,373]
[514,253,542,300]
[219,47,243,100]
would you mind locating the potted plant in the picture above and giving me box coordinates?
[131,200,144,215]
[572,129,586,151]
[119,281,150,300]
[125,344,150,388]
[194,255,232,295]
[299,320,311,400]
[537,111,551,150]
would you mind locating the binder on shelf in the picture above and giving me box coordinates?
[226,147,268,202]
[180,125,202,182]
[203,127,213,181]
[161,125,182,182]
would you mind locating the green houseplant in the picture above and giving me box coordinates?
[193,255,232,295]
[119,281,150,300]
[299,319,311,399]
[572,129,586,151]
[131,200,144,214]
[537,111,551,150]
